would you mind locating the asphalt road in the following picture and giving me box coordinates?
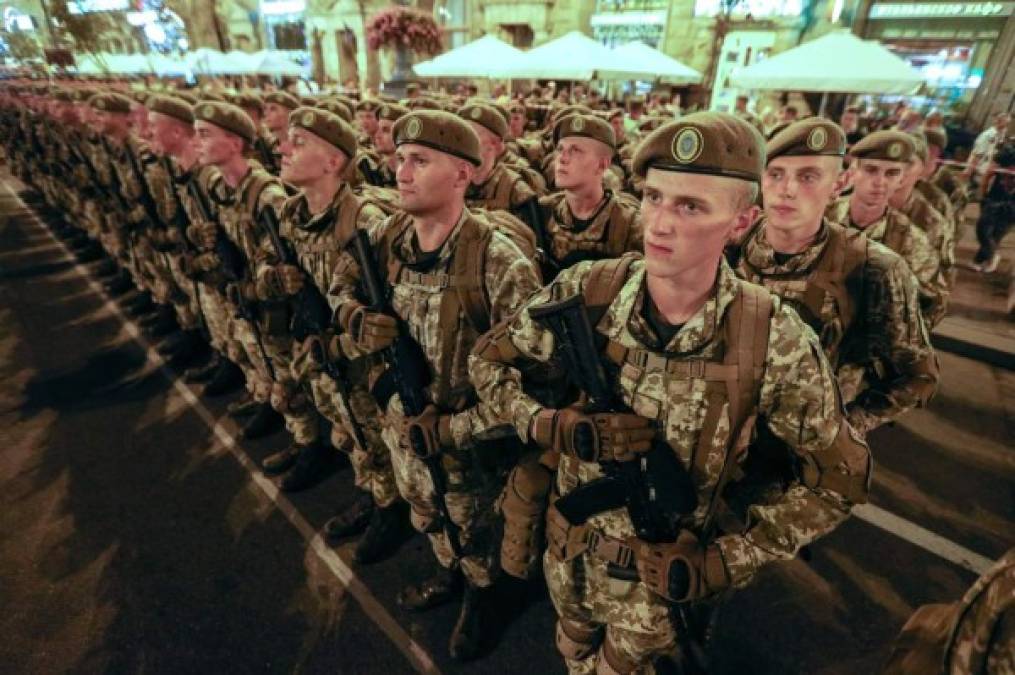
[0,178,1011,675]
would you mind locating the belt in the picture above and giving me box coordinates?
[546,503,636,570]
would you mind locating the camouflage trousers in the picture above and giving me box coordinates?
[545,551,680,674]
[381,416,503,588]
[196,284,234,356]
[166,253,202,331]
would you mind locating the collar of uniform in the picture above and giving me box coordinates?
[466,162,506,200]
[554,189,614,234]
[744,217,830,275]
[293,182,353,232]
[599,257,739,355]
[395,206,471,267]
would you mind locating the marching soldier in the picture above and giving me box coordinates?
[354,98,380,149]
[329,110,543,660]
[537,113,641,280]
[253,106,403,553]
[826,131,948,326]
[470,113,872,674]
[365,102,407,188]
[736,117,938,435]
[259,91,300,174]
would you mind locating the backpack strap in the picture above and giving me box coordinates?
[242,169,278,222]
[605,196,634,257]
[451,215,494,335]
[581,252,641,326]
[802,223,867,343]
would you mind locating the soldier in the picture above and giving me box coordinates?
[737,117,938,435]
[890,132,956,299]
[537,113,641,280]
[826,131,948,327]
[458,102,542,228]
[329,110,543,659]
[354,98,380,149]
[253,107,402,545]
[914,128,959,229]
[191,102,291,439]
[922,127,970,220]
[260,91,300,174]
[365,102,407,188]
[470,113,872,674]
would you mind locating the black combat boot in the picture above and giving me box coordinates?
[185,352,221,383]
[201,360,244,397]
[227,393,260,418]
[398,566,462,612]
[323,490,375,544]
[353,501,408,564]
[92,257,118,277]
[103,271,134,296]
[164,331,206,368]
[278,441,328,491]
[74,240,103,262]
[449,583,489,662]
[242,403,282,440]
[144,305,178,338]
[124,291,156,317]
[261,444,301,476]
[157,327,195,356]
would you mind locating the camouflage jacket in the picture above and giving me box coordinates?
[537,189,642,273]
[465,161,538,213]
[331,207,542,448]
[826,196,948,327]
[470,257,867,587]
[898,189,956,279]
[737,219,938,433]
[106,134,159,228]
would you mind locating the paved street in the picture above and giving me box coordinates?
[0,177,1011,675]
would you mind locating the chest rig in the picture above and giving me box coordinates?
[545,193,635,269]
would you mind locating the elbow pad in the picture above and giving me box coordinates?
[472,320,520,364]
[798,422,872,504]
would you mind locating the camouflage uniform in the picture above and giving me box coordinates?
[898,189,956,294]
[538,190,642,277]
[331,208,543,587]
[826,196,948,327]
[464,161,538,214]
[932,164,970,216]
[884,548,1015,675]
[106,134,161,293]
[737,218,938,435]
[255,184,399,507]
[470,257,871,672]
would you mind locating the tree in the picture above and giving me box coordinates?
[2,31,43,61]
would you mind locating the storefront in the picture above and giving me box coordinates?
[863,1,1014,110]
[260,0,307,50]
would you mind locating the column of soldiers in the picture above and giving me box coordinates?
[4,76,1008,673]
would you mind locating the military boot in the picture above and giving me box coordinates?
[185,353,222,384]
[165,331,206,369]
[157,328,197,356]
[201,360,244,397]
[103,271,134,296]
[354,501,407,564]
[261,444,301,476]
[124,291,156,317]
[398,566,461,612]
[75,241,102,262]
[144,305,178,338]
[242,403,282,440]
[323,490,375,544]
[92,257,118,277]
[449,583,489,662]
[226,393,260,418]
[278,442,328,491]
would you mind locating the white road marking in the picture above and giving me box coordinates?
[1,187,442,675]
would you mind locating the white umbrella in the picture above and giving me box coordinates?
[245,49,304,76]
[413,34,523,78]
[185,47,226,74]
[600,41,702,84]
[730,30,924,94]
[501,31,614,80]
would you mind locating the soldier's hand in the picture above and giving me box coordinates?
[343,304,398,354]
[530,407,655,462]
[404,404,453,459]
[270,381,307,414]
[186,221,218,250]
[277,264,303,296]
[630,531,729,603]
[192,252,220,273]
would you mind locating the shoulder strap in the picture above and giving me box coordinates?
[336,192,366,248]
[605,197,634,256]
[581,252,640,326]
[243,170,276,220]
[451,215,495,334]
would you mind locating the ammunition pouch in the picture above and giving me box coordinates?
[797,421,872,504]
[546,502,636,570]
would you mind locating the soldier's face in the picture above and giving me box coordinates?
[279,127,346,186]
[395,143,472,214]
[610,116,625,139]
[509,112,526,138]
[840,112,858,132]
[555,137,608,190]
[194,120,242,166]
[356,110,378,135]
[851,159,904,206]
[922,146,941,178]
[263,103,288,131]
[896,157,923,196]
[374,119,396,154]
[641,169,757,280]
[148,111,183,156]
[763,155,842,236]
[469,122,502,179]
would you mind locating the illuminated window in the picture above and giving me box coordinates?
[694,0,803,17]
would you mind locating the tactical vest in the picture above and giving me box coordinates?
[741,223,867,365]
[572,254,774,534]
[544,193,637,269]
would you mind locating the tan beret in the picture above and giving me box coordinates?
[198,92,226,103]
[923,127,947,152]
[377,102,409,122]
[300,96,319,107]
[333,94,356,111]
[52,88,74,102]
[175,91,199,105]
[264,91,300,110]
[459,103,509,140]
[193,101,257,144]
[71,87,99,103]
[850,130,915,163]
[554,113,616,152]
[355,98,380,113]
[233,92,263,113]
[89,92,132,114]
[407,96,442,111]
[552,104,592,124]
[317,98,353,123]
[288,106,357,159]
[633,112,765,182]
[393,110,481,166]
[766,117,846,163]
[147,94,195,125]
[129,90,150,105]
